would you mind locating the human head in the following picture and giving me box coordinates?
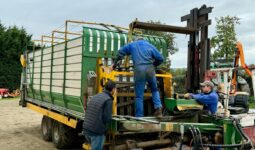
[104,80,117,95]
[200,80,214,93]
[133,35,144,41]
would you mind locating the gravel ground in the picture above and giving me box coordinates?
[0,99,195,150]
[0,99,58,150]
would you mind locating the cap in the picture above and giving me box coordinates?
[200,80,214,88]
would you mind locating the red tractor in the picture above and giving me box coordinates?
[0,88,9,99]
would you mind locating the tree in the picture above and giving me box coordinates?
[170,68,186,93]
[0,21,32,90]
[139,20,178,55]
[211,16,240,62]
[138,20,178,70]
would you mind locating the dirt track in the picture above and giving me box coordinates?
[0,99,57,150]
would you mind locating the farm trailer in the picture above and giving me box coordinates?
[20,21,174,149]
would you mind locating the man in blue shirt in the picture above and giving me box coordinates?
[112,37,164,117]
[186,81,218,114]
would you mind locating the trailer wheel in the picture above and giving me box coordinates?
[52,120,78,149]
[41,116,53,141]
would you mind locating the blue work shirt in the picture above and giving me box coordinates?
[117,39,164,67]
[191,91,218,114]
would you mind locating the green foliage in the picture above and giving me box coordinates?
[170,68,186,76]
[170,68,186,93]
[138,20,178,70]
[211,16,240,62]
[249,96,255,108]
[140,20,178,55]
[0,22,32,90]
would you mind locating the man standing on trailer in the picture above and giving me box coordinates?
[112,37,164,117]
[83,80,116,150]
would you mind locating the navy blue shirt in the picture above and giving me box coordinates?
[117,39,164,67]
[191,91,218,114]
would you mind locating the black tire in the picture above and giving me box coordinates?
[52,120,79,149]
[41,116,53,141]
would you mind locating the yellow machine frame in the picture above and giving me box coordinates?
[96,59,172,115]
[26,103,78,128]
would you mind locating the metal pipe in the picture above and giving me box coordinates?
[42,35,65,40]
[33,40,58,44]
[52,30,82,36]
[114,139,172,150]
[66,20,129,31]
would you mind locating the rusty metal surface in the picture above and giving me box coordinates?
[130,21,196,34]
[114,139,172,150]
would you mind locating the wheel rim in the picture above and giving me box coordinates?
[53,125,60,142]
[42,121,48,135]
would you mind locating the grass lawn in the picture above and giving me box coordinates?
[249,96,255,108]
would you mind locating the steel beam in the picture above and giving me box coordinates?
[130,21,196,34]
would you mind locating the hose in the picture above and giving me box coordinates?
[196,128,204,150]
[192,127,199,149]
[189,127,197,149]
[189,127,200,150]
[203,143,247,148]
[202,118,253,149]
[232,118,253,149]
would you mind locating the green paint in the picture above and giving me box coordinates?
[26,26,168,121]
[49,44,54,104]
[164,98,202,112]
[31,46,35,99]
[39,46,44,101]
[222,119,242,149]
[62,38,67,109]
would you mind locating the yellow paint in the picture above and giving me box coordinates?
[82,143,91,150]
[26,103,77,128]
[159,70,173,97]
[165,124,174,131]
[97,59,104,93]
[112,95,117,115]
[177,105,203,111]
[20,55,26,68]
[96,63,172,116]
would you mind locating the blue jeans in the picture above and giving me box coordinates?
[134,65,162,117]
[84,132,105,150]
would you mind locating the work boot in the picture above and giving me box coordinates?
[154,108,163,118]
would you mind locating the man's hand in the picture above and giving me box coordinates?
[184,93,191,99]
[109,65,114,72]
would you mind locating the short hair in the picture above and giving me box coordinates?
[133,35,144,41]
[104,80,116,92]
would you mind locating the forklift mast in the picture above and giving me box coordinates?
[129,5,213,92]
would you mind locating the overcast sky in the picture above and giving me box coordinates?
[1,0,254,68]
